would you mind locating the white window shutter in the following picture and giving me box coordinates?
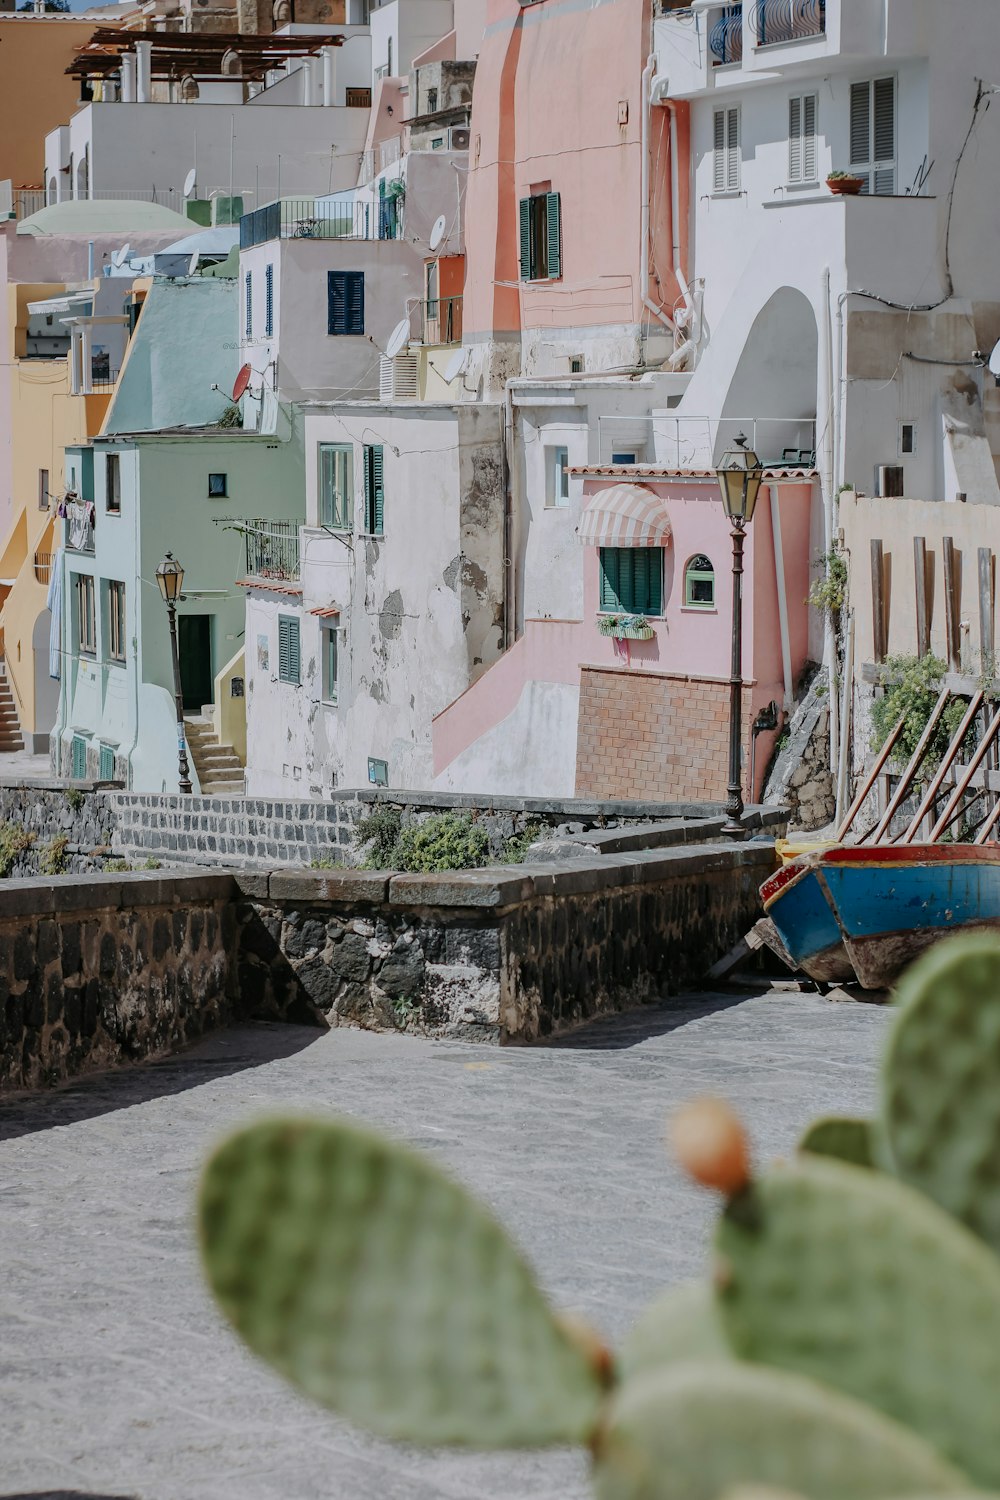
[850,80,871,191]
[872,76,896,194]
[726,107,740,191]
[802,94,818,181]
[789,96,802,182]
[713,109,726,193]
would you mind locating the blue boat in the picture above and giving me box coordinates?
[761,844,1000,990]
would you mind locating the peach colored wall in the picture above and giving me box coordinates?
[463,0,672,340]
[433,477,814,790]
[0,18,113,188]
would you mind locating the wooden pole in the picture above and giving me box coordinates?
[871,538,886,664]
[979,547,994,673]
[943,536,960,670]
[914,536,929,658]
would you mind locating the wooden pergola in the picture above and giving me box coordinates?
[67,28,343,85]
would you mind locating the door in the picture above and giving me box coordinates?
[178,614,213,713]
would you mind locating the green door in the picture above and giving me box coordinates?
[178,614,213,712]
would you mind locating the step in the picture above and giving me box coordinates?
[195,748,241,767]
[199,770,245,785]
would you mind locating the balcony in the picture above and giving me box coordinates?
[422,295,462,346]
[240,196,403,249]
[751,0,825,46]
[709,6,744,64]
[245,520,300,583]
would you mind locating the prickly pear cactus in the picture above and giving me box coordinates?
[798,1115,874,1169]
[199,1118,607,1447]
[881,933,1000,1250]
[593,1362,966,1500]
[617,1282,728,1382]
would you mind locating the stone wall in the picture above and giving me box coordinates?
[232,842,778,1044]
[0,872,234,1091]
[0,784,118,877]
[764,675,836,832]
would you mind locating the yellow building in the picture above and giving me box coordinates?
[0,280,113,750]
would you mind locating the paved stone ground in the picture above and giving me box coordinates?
[0,986,889,1500]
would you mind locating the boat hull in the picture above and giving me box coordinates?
[760,859,854,985]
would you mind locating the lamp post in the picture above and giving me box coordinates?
[716,435,764,839]
[155,552,193,795]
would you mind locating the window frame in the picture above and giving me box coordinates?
[518,191,562,282]
[598,547,664,616]
[327,270,365,336]
[245,270,252,339]
[208,472,228,499]
[75,573,96,656]
[318,443,354,530]
[547,445,570,508]
[788,92,819,186]
[277,614,301,686]
[105,452,121,515]
[850,75,897,196]
[264,263,274,338]
[106,578,126,663]
[38,468,49,512]
[713,105,741,194]
[684,554,716,610]
[322,624,340,704]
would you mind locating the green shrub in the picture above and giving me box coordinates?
[872,653,971,767]
[501,823,544,865]
[395,813,490,873]
[40,834,69,876]
[355,806,404,868]
[103,858,132,873]
[807,546,848,618]
[0,823,35,878]
[65,788,84,812]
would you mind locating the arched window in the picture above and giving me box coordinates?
[684,554,715,608]
[180,74,200,101]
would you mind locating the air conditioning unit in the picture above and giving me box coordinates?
[448,127,471,151]
[379,352,419,400]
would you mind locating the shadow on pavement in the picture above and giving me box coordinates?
[541,991,750,1050]
[3,1494,137,1499]
[0,1022,323,1143]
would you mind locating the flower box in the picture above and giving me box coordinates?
[826,174,865,197]
[597,614,655,641]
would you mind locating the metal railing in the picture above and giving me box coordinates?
[240,196,405,248]
[422,295,463,345]
[33,552,53,585]
[596,413,817,471]
[40,185,267,217]
[245,519,300,582]
[358,134,403,187]
[751,0,825,45]
[710,5,744,63]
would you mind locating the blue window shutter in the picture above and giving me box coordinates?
[347,272,364,333]
[245,271,252,338]
[362,444,372,527]
[328,272,364,335]
[72,735,87,779]
[519,198,531,280]
[278,616,300,684]
[545,192,561,279]
[372,445,384,534]
[99,744,114,780]
[265,264,274,337]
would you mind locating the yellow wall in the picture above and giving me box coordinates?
[0,18,116,189]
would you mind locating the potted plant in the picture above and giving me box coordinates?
[826,170,865,196]
[597,613,656,641]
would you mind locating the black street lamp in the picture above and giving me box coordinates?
[716,435,764,839]
[155,552,193,795]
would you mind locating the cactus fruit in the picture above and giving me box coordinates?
[199,1118,606,1447]
[617,1282,728,1381]
[881,933,1000,1251]
[670,1097,751,1195]
[593,1362,967,1500]
[798,1116,874,1169]
[715,1154,1000,1487]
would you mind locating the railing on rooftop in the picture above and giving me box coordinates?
[709,5,744,64]
[596,414,817,471]
[37,186,267,218]
[33,552,53,586]
[751,0,825,45]
[245,519,300,583]
[359,134,402,187]
[240,197,405,249]
[422,295,462,345]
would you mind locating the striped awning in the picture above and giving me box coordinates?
[577,484,672,548]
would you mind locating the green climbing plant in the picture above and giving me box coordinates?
[871,653,971,766]
[807,546,848,620]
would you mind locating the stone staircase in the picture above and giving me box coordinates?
[0,662,25,753]
[184,710,244,796]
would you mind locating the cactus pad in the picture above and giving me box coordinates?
[593,1362,966,1500]
[798,1116,874,1169]
[618,1282,729,1381]
[882,933,1000,1250]
[715,1156,1000,1487]
[199,1118,605,1447]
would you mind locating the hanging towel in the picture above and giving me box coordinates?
[47,547,63,681]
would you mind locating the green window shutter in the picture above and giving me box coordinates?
[99,744,114,780]
[631,548,649,612]
[72,735,87,779]
[545,191,561,279]
[599,548,622,612]
[362,444,373,528]
[647,549,663,614]
[278,616,300,685]
[599,548,661,614]
[519,197,531,280]
[372,444,384,534]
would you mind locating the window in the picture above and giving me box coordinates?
[277,614,301,684]
[427,86,438,112]
[569,355,584,373]
[684,554,716,609]
[99,743,115,781]
[850,76,896,195]
[599,547,663,615]
[363,444,384,535]
[323,626,339,703]
[38,469,49,511]
[518,192,561,281]
[106,453,121,514]
[900,422,916,456]
[106,579,126,661]
[208,472,228,498]
[71,734,87,780]
[713,106,741,193]
[319,444,353,529]
[265,264,274,338]
[547,446,569,508]
[788,93,818,184]
[245,270,252,338]
[328,271,365,335]
[612,451,638,466]
[75,573,96,655]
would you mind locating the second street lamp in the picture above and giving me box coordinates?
[155,552,193,795]
[716,435,764,839]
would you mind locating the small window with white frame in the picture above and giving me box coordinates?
[547,446,570,508]
[322,624,339,704]
[684,554,716,609]
[713,105,741,194]
[899,422,916,457]
[788,93,819,185]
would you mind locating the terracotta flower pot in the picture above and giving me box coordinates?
[827,176,864,196]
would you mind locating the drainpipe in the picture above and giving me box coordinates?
[663,96,702,371]
[502,386,515,650]
[819,264,839,778]
[641,54,674,339]
[769,485,793,710]
[135,40,152,103]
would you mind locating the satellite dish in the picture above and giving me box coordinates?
[429,214,447,252]
[443,347,469,383]
[385,318,410,360]
[183,167,197,199]
[111,241,132,271]
[232,363,253,401]
[188,251,200,275]
[989,337,1000,379]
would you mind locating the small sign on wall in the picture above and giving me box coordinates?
[231,676,245,698]
[368,757,389,787]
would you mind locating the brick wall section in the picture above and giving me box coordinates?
[575,667,755,803]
